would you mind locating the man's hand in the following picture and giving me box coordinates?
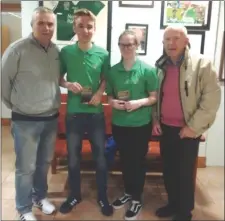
[110,99,126,110]
[179,126,196,139]
[152,120,162,136]
[124,100,142,112]
[66,82,83,94]
[89,91,102,106]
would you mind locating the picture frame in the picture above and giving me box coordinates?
[187,30,205,54]
[119,1,154,8]
[160,1,212,30]
[219,31,224,82]
[38,1,112,52]
[125,23,148,55]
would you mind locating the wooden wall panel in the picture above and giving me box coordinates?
[1,25,10,55]
[0,3,21,12]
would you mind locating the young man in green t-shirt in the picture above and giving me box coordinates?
[58,9,113,217]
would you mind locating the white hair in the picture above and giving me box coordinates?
[164,24,188,38]
[30,6,55,26]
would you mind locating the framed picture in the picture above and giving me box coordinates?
[38,1,112,52]
[187,30,205,54]
[160,1,212,30]
[125,23,148,55]
[219,31,224,82]
[119,1,154,8]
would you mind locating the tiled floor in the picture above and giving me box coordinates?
[1,126,224,220]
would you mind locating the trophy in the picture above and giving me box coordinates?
[117,90,130,101]
[81,86,93,103]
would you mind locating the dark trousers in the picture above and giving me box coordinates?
[65,113,108,201]
[112,123,152,201]
[160,124,200,214]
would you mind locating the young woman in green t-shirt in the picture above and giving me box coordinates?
[106,30,158,220]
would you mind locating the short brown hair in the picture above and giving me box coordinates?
[74,8,96,24]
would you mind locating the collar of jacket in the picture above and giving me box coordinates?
[28,33,54,51]
[167,55,184,66]
[155,46,190,70]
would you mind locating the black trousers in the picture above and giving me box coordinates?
[160,124,200,214]
[112,123,152,201]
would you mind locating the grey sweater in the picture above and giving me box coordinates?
[1,34,61,117]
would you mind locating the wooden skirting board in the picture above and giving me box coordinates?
[1,118,11,126]
[197,157,206,168]
[1,118,206,168]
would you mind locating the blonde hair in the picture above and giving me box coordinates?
[118,30,140,46]
[74,8,96,25]
[31,6,55,26]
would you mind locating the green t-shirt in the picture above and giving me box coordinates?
[106,59,158,127]
[60,42,109,114]
[54,1,105,40]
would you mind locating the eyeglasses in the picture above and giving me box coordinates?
[118,43,136,49]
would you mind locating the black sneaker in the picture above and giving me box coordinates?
[125,200,142,220]
[59,197,81,214]
[112,193,132,209]
[98,199,113,216]
[155,204,176,217]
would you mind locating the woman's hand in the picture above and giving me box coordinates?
[110,99,126,110]
[124,100,142,112]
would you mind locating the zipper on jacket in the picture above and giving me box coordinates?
[158,69,166,123]
[178,67,187,125]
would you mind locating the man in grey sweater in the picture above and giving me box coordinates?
[2,6,61,221]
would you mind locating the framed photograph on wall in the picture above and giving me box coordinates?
[125,23,148,55]
[160,1,212,30]
[119,1,154,8]
[38,1,112,51]
[219,31,224,82]
[187,30,205,54]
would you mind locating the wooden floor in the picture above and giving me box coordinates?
[2,126,224,220]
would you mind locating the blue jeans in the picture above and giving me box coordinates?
[65,113,108,201]
[11,119,57,214]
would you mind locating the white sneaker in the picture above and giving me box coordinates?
[34,198,56,215]
[19,212,37,221]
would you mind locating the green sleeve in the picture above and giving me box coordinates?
[59,49,67,77]
[145,67,159,92]
[77,1,105,16]
[53,2,65,13]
